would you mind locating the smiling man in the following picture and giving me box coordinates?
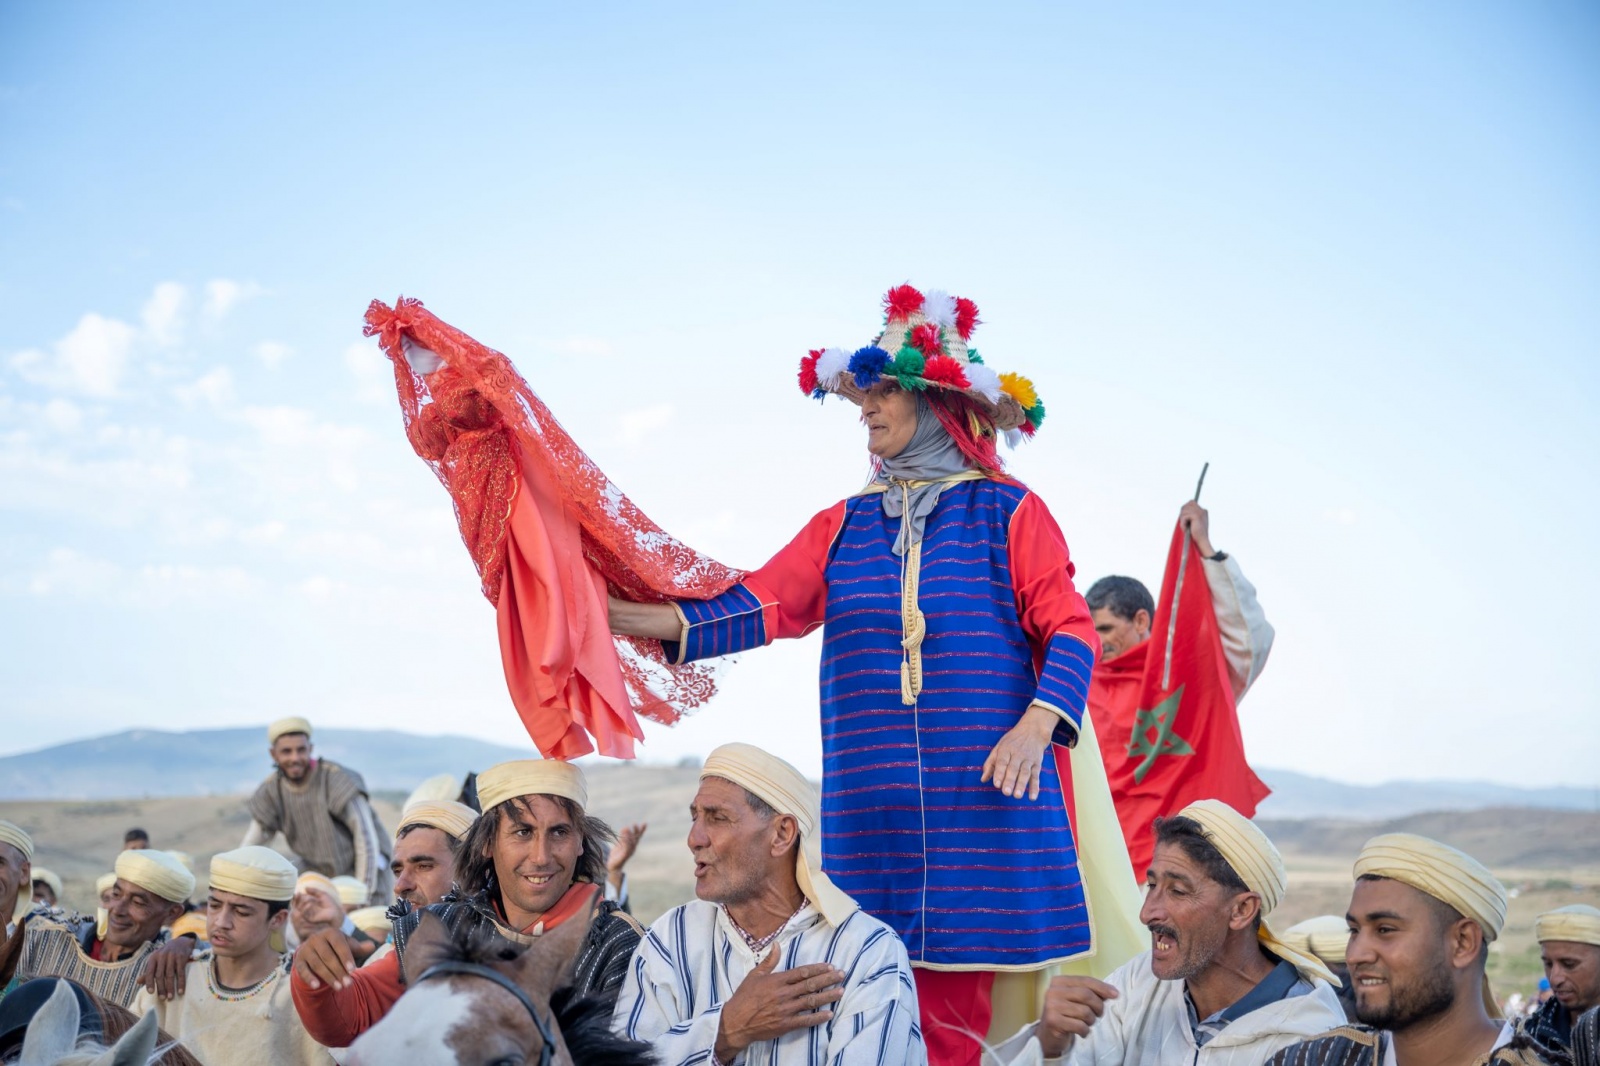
[133,846,333,1066]
[998,800,1343,1065]
[289,758,639,1048]
[16,849,193,1007]
[613,742,924,1066]
[1267,833,1559,1066]
[243,717,392,906]
[1527,905,1600,1061]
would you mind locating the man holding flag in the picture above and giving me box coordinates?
[1085,496,1276,873]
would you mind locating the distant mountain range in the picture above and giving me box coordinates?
[0,728,1594,820]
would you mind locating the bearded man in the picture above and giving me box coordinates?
[290,759,640,1047]
[997,799,1342,1065]
[243,717,392,904]
[16,849,193,1007]
[1267,834,1559,1066]
[1526,905,1600,1061]
[614,743,924,1065]
[133,847,333,1066]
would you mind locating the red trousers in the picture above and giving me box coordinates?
[913,969,996,1066]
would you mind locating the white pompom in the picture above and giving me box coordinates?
[815,347,852,389]
[922,290,957,329]
[1004,427,1024,449]
[402,338,444,375]
[964,362,1003,403]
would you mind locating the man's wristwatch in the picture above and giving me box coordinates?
[1206,550,1228,562]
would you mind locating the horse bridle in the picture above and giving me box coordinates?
[415,960,559,1066]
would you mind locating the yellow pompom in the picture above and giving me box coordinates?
[999,373,1038,410]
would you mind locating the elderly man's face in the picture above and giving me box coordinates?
[1140,841,1251,982]
[0,843,28,915]
[105,879,181,950]
[687,776,789,908]
[1542,940,1600,1015]
[392,826,456,908]
[1345,878,1460,1030]
[1092,607,1150,661]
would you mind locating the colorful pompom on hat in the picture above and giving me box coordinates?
[797,284,1045,436]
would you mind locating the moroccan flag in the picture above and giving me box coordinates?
[1108,520,1270,874]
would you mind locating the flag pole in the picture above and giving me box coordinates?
[1161,462,1210,690]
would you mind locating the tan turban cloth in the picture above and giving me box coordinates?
[295,872,341,909]
[95,872,118,941]
[400,800,479,842]
[268,716,313,744]
[405,772,466,810]
[0,819,34,862]
[1284,915,1351,965]
[210,846,297,902]
[1176,800,1338,985]
[477,759,587,812]
[347,906,391,935]
[1535,904,1600,947]
[30,867,63,901]
[330,876,367,907]
[1354,832,1507,1017]
[115,848,196,904]
[169,912,209,940]
[167,850,195,872]
[700,743,859,928]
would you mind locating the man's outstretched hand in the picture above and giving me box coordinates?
[293,928,359,991]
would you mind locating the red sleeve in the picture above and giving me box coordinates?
[1009,492,1100,664]
[290,948,405,1047]
[744,500,847,640]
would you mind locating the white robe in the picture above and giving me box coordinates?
[613,900,926,1066]
[997,952,1345,1066]
[132,951,334,1066]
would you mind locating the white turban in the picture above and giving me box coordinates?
[1354,832,1506,1016]
[701,743,858,928]
[332,876,368,907]
[1284,915,1350,964]
[0,819,33,862]
[210,846,297,903]
[477,759,586,813]
[400,800,478,842]
[405,772,466,809]
[268,716,313,744]
[295,872,340,908]
[95,872,117,895]
[1176,800,1337,985]
[115,849,195,904]
[1536,905,1600,947]
[347,906,392,935]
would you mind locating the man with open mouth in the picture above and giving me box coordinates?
[995,799,1344,1064]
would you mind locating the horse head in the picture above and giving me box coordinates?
[13,979,160,1066]
[348,909,651,1066]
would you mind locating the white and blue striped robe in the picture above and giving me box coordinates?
[612,900,926,1066]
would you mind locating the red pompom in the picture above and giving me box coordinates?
[922,353,971,390]
[798,350,821,395]
[883,284,924,321]
[1020,421,1037,437]
[910,322,945,357]
[954,297,980,340]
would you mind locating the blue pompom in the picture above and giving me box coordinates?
[849,346,890,389]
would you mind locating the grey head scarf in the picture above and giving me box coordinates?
[872,392,975,555]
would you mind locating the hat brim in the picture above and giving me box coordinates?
[826,376,1030,432]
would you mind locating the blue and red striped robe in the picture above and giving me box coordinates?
[668,477,1100,970]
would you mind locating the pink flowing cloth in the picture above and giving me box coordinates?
[364,297,744,760]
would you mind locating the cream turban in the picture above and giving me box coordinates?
[30,868,63,900]
[405,772,466,809]
[1175,800,1337,985]
[400,800,479,842]
[1535,904,1600,947]
[0,819,33,862]
[295,872,340,907]
[1354,833,1506,1017]
[347,906,391,935]
[95,873,117,895]
[115,848,195,904]
[167,851,194,872]
[331,876,368,907]
[95,872,117,941]
[477,759,587,813]
[210,846,297,903]
[1284,915,1351,965]
[268,716,313,744]
[701,743,858,928]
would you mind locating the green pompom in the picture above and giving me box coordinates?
[1027,400,1046,427]
[890,345,927,389]
[967,349,984,364]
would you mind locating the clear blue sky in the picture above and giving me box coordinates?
[2,2,1595,787]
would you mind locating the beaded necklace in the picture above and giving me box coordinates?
[725,901,807,956]
[205,956,284,1003]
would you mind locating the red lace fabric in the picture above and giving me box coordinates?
[365,297,744,758]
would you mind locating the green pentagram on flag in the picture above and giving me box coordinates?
[1127,685,1194,784]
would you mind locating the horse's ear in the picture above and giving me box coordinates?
[511,909,590,999]
[86,1007,158,1066]
[18,980,80,1064]
[402,911,453,988]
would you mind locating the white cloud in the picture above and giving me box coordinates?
[203,279,264,320]
[345,342,390,405]
[1324,507,1359,526]
[175,367,235,408]
[254,341,293,368]
[619,403,674,444]
[10,312,138,396]
[239,521,287,545]
[42,399,82,433]
[141,282,188,346]
[26,548,121,597]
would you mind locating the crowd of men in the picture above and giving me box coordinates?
[0,713,1594,1066]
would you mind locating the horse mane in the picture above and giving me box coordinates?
[80,991,203,1066]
